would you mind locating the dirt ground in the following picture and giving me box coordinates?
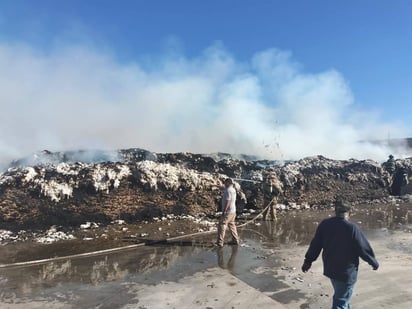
[110,227,412,309]
[271,229,412,308]
[0,204,411,308]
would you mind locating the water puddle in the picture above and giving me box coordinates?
[0,203,411,307]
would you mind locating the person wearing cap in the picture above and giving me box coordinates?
[301,200,379,309]
[384,154,396,175]
[215,178,240,247]
[383,155,397,193]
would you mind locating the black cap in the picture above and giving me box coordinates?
[334,199,352,213]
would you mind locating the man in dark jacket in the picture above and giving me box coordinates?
[301,200,379,309]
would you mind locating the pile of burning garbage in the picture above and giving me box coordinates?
[0,149,410,230]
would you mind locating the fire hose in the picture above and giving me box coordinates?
[0,196,276,269]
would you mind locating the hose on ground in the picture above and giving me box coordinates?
[0,197,276,269]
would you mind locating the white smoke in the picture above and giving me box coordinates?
[0,42,408,166]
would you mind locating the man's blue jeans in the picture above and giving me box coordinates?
[330,279,355,309]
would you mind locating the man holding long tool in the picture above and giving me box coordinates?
[262,172,283,221]
[215,178,240,247]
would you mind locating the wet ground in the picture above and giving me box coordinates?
[0,202,411,308]
[0,217,218,265]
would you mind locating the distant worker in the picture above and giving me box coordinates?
[391,165,409,196]
[384,154,396,175]
[301,199,379,309]
[262,172,283,221]
[215,178,240,247]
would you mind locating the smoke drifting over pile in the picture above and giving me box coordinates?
[0,42,408,166]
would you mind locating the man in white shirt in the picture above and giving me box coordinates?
[215,178,240,247]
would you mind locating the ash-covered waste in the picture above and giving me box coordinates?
[0,148,411,231]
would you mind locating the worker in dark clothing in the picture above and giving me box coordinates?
[384,154,396,175]
[391,166,409,196]
[301,200,379,309]
[383,155,397,193]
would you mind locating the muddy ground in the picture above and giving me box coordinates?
[0,202,411,308]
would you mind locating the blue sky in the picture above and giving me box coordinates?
[0,0,411,160]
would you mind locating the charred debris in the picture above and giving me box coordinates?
[1,148,411,230]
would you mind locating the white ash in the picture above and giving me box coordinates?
[56,163,81,175]
[136,160,222,191]
[35,231,76,244]
[0,230,17,242]
[92,164,130,193]
[0,162,132,202]
[40,180,74,202]
[80,222,99,229]
[112,219,126,225]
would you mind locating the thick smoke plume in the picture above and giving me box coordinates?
[0,42,408,167]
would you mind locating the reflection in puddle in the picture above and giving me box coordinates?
[0,203,411,307]
[216,245,238,273]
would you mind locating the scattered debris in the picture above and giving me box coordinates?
[0,230,16,242]
[36,231,76,244]
[113,220,126,225]
[1,149,411,233]
[80,222,99,229]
